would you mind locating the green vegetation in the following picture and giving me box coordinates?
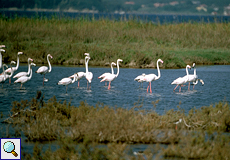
[2,91,230,159]
[0,17,229,68]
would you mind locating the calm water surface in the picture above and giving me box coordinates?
[0,64,229,156]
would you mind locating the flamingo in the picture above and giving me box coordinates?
[68,54,90,87]
[14,63,36,89]
[0,64,8,88]
[35,54,53,86]
[171,65,191,92]
[84,53,93,90]
[58,73,78,93]
[0,49,5,69]
[134,73,145,87]
[142,59,164,93]
[13,58,33,79]
[100,59,123,90]
[4,52,23,84]
[98,62,116,86]
[0,61,16,87]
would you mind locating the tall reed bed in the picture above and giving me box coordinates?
[0,17,229,67]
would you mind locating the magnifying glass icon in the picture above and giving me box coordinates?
[3,141,18,157]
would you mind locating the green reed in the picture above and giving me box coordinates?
[0,17,230,68]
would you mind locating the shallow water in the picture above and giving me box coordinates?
[0,64,230,157]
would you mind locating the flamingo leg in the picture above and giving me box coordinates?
[188,82,190,90]
[43,75,45,86]
[147,83,149,93]
[78,80,80,87]
[193,84,195,90]
[9,77,11,84]
[108,82,111,90]
[179,86,181,92]
[173,85,179,91]
[20,83,22,89]
[105,82,107,86]
[87,81,88,90]
[150,82,152,93]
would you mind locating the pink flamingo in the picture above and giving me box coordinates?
[58,73,78,93]
[35,54,53,86]
[142,59,163,93]
[98,62,116,86]
[100,59,123,90]
[13,58,33,79]
[171,65,191,92]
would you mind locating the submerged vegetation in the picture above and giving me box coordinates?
[0,16,230,68]
[2,91,230,159]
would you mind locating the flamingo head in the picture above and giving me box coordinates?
[31,63,36,67]
[186,65,191,69]
[0,49,5,52]
[28,58,33,62]
[117,59,123,63]
[158,59,164,64]
[48,54,53,59]
[0,45,5,48]
[142,73,145,76]
[84,53,90,56]
[111,62,116,66]
[192,63,196,68]
[18,52,23,55]
[85,56,90,60]
[11,61,16,65]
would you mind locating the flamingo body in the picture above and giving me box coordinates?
[142,59,164,93]
[58,73,77,93]
[69,71,85,87]
[13,58,33,79]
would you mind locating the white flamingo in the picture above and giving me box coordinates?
[0,49,5,69]
[134,73,146,87]
[142,59,163,93]
[5,52,23,83]
[35,54,53,86]
[68,54,90,87]
[13,58,33,79]
[0,61,16,86]
[98,62,116,86]
[100,59,123,90]
[58,73,78,93]
[14,63,36,89]
[0,64,8,88]
[84,53,93,89]
[171,65,191,92]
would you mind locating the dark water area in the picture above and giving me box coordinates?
[0,64,229,157]
[1,10,230,24]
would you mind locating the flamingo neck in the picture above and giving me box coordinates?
[156,60,161,80]
[85,58,89,73]
[27,59,31,75]
[47,55,52,73]
[186,66,189,80]
[72,74,76,83]
[15,53,20,70]
[115,60,120,77]
[9,63,14,78]
[28,67,33,80]
[194,66,196,76]
[2,64,6,80]
[111,63,114,74]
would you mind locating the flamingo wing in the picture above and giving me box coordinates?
[13,72,27,79]
[144,74,157,82]
[36,66,48,74]
[100,74,116,82]
[14,76,29,84]
[58,78,72,86]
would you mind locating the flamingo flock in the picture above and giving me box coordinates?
[0,44,204,93]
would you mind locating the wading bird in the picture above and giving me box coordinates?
[142,59,163,93]
[84,53,93,90]
[58,73,78,93]
[13,58,33,79]
[5,52,23,84]
[134,73,146,88]
[0,64,8,88]
[171,65,191,92]
[35,54,53,86]
[14,63,36,89]
[100,59,123,90]
[0,49,5,69]
[98,62,116,86]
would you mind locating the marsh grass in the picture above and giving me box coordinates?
[0,17,230,68]
[2,91,230,159]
